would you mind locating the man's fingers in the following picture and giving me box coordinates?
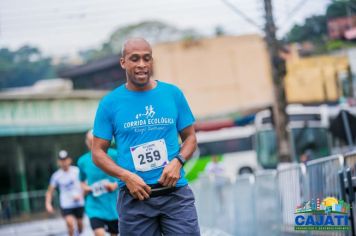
[143,185,152,195]
[161,176,170,186]
[131,186,150,200]
[158,172,167,185]
[135,192,144,201]
[168,178,178,187]
[169,179,177,187]
[141,190,150,199]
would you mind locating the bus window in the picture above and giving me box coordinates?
[255,105,332,168]
[198,136,253,156]
[256,130,278,169]
[291,127,330,162]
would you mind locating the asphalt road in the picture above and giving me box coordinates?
[0,217,233,236]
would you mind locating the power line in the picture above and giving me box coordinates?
[0,0,329,55]
[220,0,263,31]
[2,1,259,20]
[1,2,261,29]
[280,0,309,27]
[1,3,263,33]
[1,0,320,34]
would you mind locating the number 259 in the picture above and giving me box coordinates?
[138,150,161,164]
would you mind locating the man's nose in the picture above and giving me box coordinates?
[137,59,147,67]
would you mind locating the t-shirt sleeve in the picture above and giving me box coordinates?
[77,158,86,182]
[176,89,195,131]
[93,100,113,141]
[49,174,57,188]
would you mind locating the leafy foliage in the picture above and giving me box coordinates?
[285,15,327,43]
[79,20,201,63]
[326,0,356,19]
[285,0,356,46]
[0,46,55,89]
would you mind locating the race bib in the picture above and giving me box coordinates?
[130,139,169,172]
[91,179,110,197]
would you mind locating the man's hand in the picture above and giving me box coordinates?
[46,203,54,214]
[73,194,82,202]
[158,158,182,187]
[45,186,55,214]
[105,182,118,192]
[124,172,151,200]
[81,182,92,196]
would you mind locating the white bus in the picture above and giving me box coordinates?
[254,105,332,168]
[195,125,258,180]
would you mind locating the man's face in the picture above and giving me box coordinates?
[58,158,71,170]
[120,41,153,88]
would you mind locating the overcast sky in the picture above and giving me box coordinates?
[0,0,330,57]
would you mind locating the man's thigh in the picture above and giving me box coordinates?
[119,189,161,236]
[90,218,119,234]
[106,219,119,234]
[90,217,106,231]
[160,185,200,236]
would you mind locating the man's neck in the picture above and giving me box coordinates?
[126,80,156,91]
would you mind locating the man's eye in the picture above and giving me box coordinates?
[144,55,152,61]
[130,56,139,61]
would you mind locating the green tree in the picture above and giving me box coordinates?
[326,0,356,19]
[285,15,327,43]
[0,46,55,90]
[285,0,356,44]
[79,20,200,63]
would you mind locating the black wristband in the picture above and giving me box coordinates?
[174,153,186,166]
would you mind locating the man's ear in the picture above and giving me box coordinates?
[119,58,125,69]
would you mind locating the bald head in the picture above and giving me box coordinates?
[85,130,94,150]
[121,38,152,57]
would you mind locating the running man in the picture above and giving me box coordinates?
[92,38,200,235]
[78,131,119,236]
[45,150,84,236]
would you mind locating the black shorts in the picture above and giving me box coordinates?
[89,217,119,234]
[60,206,84,218]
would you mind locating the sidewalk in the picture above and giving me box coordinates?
[0,217,94,236]
[0,217,226,236]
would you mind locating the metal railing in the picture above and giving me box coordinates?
[0,190,59,225]
[234,174,255,236]
[306,155,343,200]
[344,151,356,177]
[192,154,353,236]
[254,170,280,236]
[277,163,306,233]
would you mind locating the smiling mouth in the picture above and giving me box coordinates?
[135,71,149,78]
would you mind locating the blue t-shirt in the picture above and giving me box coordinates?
[93,81,195,188]
[77,148,118,220]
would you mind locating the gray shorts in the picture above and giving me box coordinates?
[118,185,200,236]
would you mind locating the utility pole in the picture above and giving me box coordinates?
[263,0,291,162]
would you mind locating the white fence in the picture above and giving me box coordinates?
[191,154,356,236]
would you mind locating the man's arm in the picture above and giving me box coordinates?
[177,125,197,162]
[92,137,151,200]
[159,125,197,187]
[45,185,55,214]
[80,182,92,196]
[104,182,118,192]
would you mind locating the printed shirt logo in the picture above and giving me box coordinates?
[294,197,350,231]
[136,105,156,119]
[61,180,75,190]
[123,105,174,131]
